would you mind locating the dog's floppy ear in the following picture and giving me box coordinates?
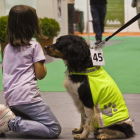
[66,41,90,72]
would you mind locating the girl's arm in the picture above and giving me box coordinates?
[34,61,47,80]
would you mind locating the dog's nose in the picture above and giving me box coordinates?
[44,46,52,55]
[44,46,49,51]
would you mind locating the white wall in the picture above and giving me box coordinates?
[0,0,68,40]
[75,0,139,33]
[5,0,37,14]
[0,0,6,16]
[53,0,68,37]
[125,0,139,32]
[36,0,54,18]
[37,0,68,39]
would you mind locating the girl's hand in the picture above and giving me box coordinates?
[34,61,47,80]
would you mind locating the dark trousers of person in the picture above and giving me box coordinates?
[90,4,107,40]
[68,4,75,34]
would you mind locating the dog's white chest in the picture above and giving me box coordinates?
[63,71,81,98]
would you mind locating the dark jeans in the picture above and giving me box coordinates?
[68,4,75,34]
[90,4,107,40]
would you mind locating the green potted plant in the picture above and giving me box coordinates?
[0,15,8,59]
[35,17,60,51]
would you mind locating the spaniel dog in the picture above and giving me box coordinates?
[45,35,135,140]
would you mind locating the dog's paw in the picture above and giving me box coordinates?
[72,127,83,134]
[102,103,117,117]
[97,134,109,140]
[74,134,87,139]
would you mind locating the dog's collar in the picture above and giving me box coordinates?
[70,66,100,75]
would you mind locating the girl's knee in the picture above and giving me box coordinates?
[49,124,61,138]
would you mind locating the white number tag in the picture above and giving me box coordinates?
[90,48,105,66]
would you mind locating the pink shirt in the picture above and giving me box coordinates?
[2,40,46,106]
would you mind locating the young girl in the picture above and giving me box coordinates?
[0,5,61,138]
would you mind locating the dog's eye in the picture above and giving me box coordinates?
[56,39,58,42]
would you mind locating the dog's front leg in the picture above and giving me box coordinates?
[72,108,85,134]
[74,107,94,139]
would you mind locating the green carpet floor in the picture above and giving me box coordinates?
[0,36,140,93]
[102,36,140,93]
[0,51,2,63]
[37,60,66,92]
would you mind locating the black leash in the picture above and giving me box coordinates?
[95,13,140,48]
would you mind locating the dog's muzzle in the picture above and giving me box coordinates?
[44,46,52,55]
[44,46,48,52]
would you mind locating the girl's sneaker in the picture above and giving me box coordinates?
[0,104,15,134]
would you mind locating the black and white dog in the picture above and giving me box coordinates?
[45,35,135,140]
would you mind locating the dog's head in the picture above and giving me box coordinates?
[45,35,91,72]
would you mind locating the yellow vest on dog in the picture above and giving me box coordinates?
[71,67,129,128]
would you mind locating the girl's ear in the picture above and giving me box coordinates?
[66,42,90,72]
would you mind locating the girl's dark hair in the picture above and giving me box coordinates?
[7,5,47,47]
